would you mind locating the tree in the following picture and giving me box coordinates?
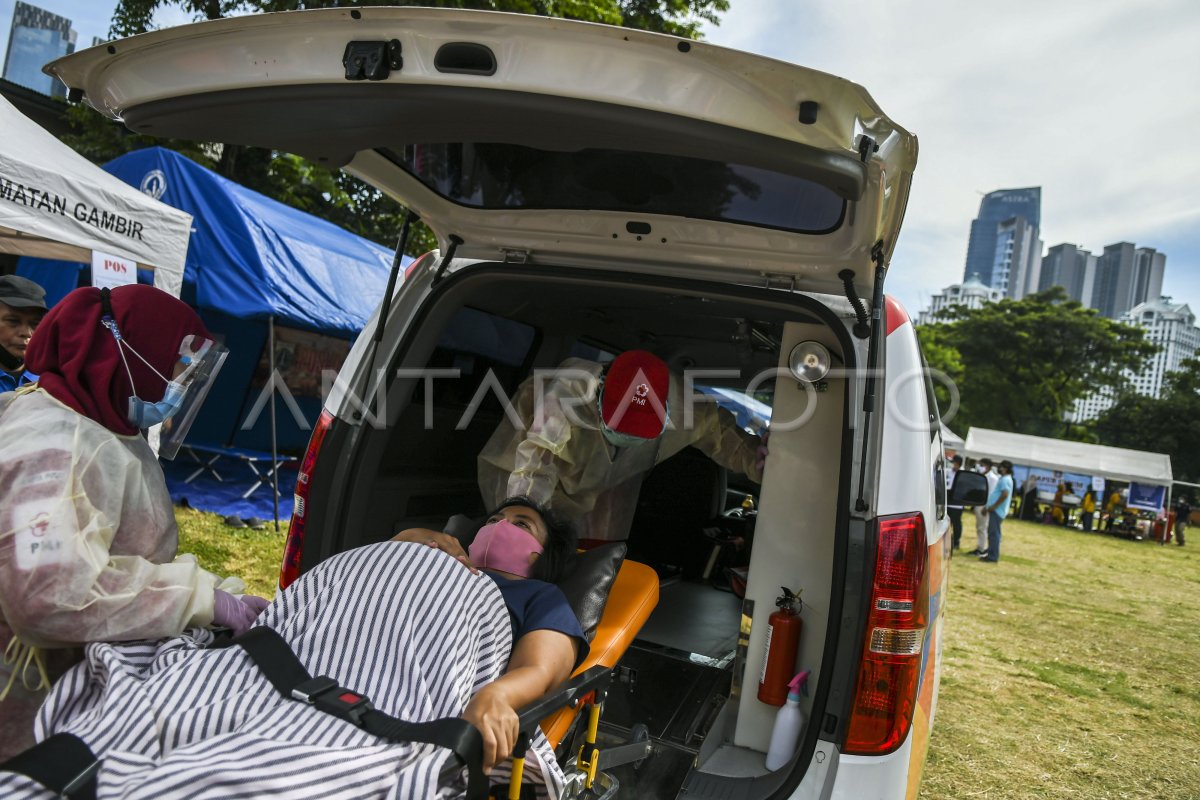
[917,288,1157,437]
[1091,357,1200,483]
[65,0,727,256]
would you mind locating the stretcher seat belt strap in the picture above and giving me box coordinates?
[219,627,488,799]
[0,732,99,799]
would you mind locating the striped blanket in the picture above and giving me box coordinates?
[0,542,564,798]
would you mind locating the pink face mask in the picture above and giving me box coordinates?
[469,519,545,578]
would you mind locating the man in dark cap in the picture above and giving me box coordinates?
[0,275,48,393]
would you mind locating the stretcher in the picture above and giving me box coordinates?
[0,557,660,800]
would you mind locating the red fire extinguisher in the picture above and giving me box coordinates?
[758,587,803,706]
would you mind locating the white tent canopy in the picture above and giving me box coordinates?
[963,427,1173,487]
[941,422,964,450]
[0,95,191,295]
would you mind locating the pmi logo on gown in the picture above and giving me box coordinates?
[13,498,71,570]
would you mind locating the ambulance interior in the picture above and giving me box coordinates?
[352,268,853,795]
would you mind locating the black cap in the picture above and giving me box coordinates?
[0,275,47,310]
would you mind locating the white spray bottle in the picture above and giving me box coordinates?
[765,670,810,771]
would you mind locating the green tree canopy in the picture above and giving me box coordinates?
[1092,357,1200,484]
[67,0,728,255]
[917,287,1157,437]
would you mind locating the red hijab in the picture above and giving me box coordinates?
[25,285,212,435]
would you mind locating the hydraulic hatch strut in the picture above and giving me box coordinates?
[850,241,887,512]
[350,210,418,423]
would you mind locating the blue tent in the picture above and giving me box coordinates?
[20,146,403,451]
[19,147,407,518]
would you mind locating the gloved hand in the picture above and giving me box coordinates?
[213,589,267,635]
[240,594,272,615]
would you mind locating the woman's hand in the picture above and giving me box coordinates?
[390,528,478,573]
[462,684,518,774]
[460,630,577,773]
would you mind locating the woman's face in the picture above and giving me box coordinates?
[485,505,548,547]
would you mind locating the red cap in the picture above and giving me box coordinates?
[600,350,669,439]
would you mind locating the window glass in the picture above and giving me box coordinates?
[387,143,846,234]
[419,307,537,410]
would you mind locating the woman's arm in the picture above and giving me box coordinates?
[462,628,578,773]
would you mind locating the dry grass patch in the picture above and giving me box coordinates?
[923,518,1200,799]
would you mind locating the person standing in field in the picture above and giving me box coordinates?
[979,460,1014,563]
[967,458,997,556]
[1175,496,1191,547]
[946,455,964,552]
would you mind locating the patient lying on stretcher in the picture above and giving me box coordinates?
[0,497,587,800]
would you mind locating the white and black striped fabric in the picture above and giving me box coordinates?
[0,542,565,799]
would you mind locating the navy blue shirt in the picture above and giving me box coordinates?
[485,572,589,669]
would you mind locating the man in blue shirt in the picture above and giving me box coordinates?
[980,459,1014,562]
[0,275,47,393]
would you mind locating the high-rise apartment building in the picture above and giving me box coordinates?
[1070,298,1197,421]
[1039,243,1097,304]
[1124,299,1199,398]
[963,187,1042,297]
[1091,242,1165,319]
[992,215,1043,299]
[2,2,76,98]
[917,274,1003,324]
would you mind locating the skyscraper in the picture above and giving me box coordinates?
[1091,242,1165,319]
[3,2,77,98]
[1039,243,1097,305]
[963,187,1042,297]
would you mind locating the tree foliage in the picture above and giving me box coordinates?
[917,288,1157,437]
[68,0,726,256]
[1091,357,1200,483]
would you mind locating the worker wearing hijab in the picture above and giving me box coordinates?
[0,285,266,761]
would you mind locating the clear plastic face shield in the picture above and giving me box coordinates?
[156,335,229,460]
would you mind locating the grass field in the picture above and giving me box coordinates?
[176,506,287,600]
[922,518,1200,799]
[175,509,1200,797]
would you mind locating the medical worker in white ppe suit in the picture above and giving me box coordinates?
[0,285,268,761]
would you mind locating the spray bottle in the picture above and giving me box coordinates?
[765,670,810,771]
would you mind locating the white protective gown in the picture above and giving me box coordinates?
[0,389,219,759]
[478,358,762,541]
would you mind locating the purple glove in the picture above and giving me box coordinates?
[213,589,264,635]
[240,594,271,615]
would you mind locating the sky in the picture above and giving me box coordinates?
[3,0,1198,317]
[698,0,1200,315]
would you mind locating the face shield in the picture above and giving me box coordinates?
[157,334,229,460]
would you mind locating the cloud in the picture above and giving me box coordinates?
[702,0,1200,313]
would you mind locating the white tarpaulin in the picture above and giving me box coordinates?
[941,423,965,450]
[963,427,1172,487]
[0,95,191,295]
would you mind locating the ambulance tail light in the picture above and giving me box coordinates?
[845,512,929,755]
[279,409,333,590]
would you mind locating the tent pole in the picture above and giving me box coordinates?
[269,315,280,532]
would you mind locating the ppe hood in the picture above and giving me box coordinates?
[49,7,917,295]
